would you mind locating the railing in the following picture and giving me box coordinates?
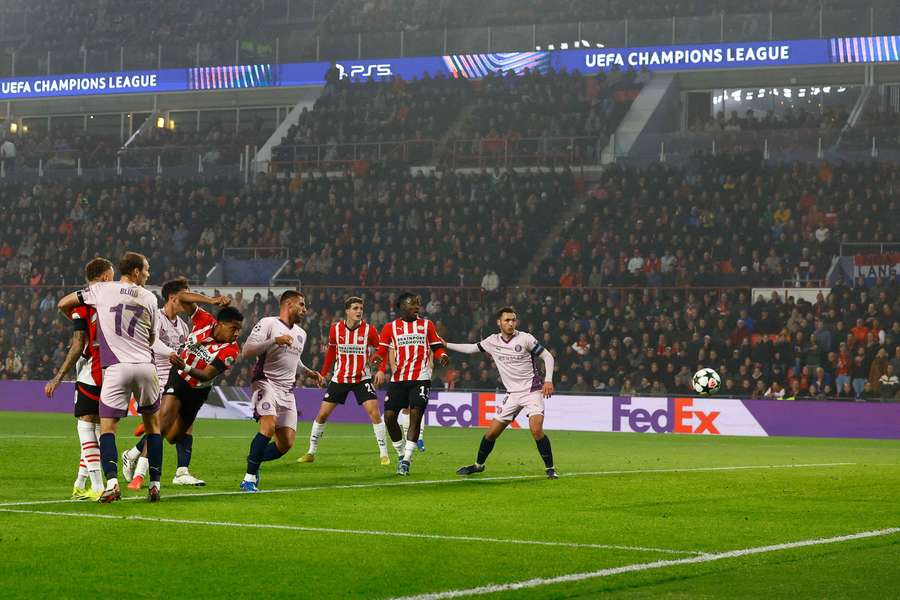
[222,247,289,260]
[449,136,604,169]
[615,127,851,165]
[1,5,897,78]
[270,139,437,173]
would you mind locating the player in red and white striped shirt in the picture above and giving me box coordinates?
[298,296,390,465]
[44,257,115,500]
[371,292,448,476]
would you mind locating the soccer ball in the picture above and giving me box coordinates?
[692,368,721,395]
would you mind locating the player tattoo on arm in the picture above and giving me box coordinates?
[44,330,86,398]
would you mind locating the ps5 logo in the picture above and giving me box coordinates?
[335,63,393,80]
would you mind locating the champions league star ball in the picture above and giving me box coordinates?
[691,368,721,395]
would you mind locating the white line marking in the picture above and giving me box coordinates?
[387,527,900,600]
[0,462,854,508]
[0,434,372,440]
[0,508,702,556]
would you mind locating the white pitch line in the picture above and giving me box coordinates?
[0,462,855,509]
[0,508,703,556]
[387,527,900,600]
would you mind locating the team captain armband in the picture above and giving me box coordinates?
[530,342,546,355]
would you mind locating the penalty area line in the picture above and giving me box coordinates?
[0,508,703,556]
[0,462,855,509]
[387,527,900,600]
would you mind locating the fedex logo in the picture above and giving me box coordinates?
[613,397,720,435]
[335,63,393,80]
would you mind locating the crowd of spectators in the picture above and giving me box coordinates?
[274,72,472,166]
[537,156,898,288]
[689,106,849,134]
[0,166,576,289]
[2,278,897,402]
[320,0,865,33]
[274,66,643,169]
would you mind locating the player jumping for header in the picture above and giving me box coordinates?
[445,307,558,479]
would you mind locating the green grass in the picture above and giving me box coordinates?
[1,411,899,599]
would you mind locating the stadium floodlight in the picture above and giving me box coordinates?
[167,119,176,131]
[837,87,846,92]
[156,116,166,128]
[21,125,27,133]
[823,86,832,93]
[9,122,17,134]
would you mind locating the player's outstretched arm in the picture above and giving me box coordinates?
[44,330,86,398]
[445,342,481,354]
[177,290,230,313]
[181,363,224,382]
[57,292,81,318]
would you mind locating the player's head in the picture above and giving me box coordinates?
[495,307,518,336]
[213,306,244,343]
[84,257,114,283]
[344,296,364,323]
[119,251,149,286]
[396,292,420,321]
[161,277,189,309]
[280,290,307,324]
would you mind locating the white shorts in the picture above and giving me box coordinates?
[495,389,544,423]
[251,380,298,431]
[99,363,160,419]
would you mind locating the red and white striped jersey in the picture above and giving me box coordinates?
[319,320,380,384]
[177,307,239,389]
[375,317,446,382]
[71,305,102,387]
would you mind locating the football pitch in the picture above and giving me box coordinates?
[1,412,899,599]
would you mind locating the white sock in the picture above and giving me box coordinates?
[373,420,388,456]
[106,477,118,490]
[392,439,405,458]
[125,445,141,461]
[149,480,160,490]
[75,459,88,489]
[418,421,424,442]
[398,411,410,438]
[308,421,326,455]
[135,456,149,478]
[77,420,102,490]
[403,440,416,462]
[243,473,257,483]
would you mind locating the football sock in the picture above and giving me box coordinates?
[176,434,193,469]
[392,439,405,457]
[262,442,286,462]
[535,435,554,469]
[246,433,271,477]
[77,420,102,490]
[398,411,410,437]
[476,436,496,466]
[75,459,88,489]
[418,422,424,442]
[146,433,162,483]
[308,421,326,455]
[402,440,417,462]
[135,457,149,479]
[98,432,118,480]
[126,436,146,460]
[373,420,388,456]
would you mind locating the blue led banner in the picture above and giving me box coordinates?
[0,35,897,101]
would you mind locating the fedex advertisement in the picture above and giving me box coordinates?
[4,381,899,440]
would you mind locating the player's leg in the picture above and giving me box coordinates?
[298,401,335,462]
[529,414,557,479]
[417,414,425,452]
[73,384,104,499]
[242,382,280,491]
[383,383,407,459]
[398,407,410,439]
[300,383,345,463]
[125,393,175,489]
[134,364,163,501]
[397,382,429,475]
[264,395,298,461]
[457,418,508,475]
[167,388,206,486]
[361,398,390,464]
[96,365,130,503]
